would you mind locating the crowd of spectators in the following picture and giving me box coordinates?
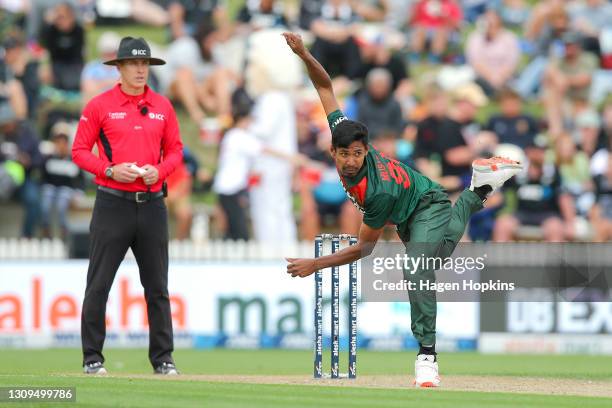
[0,0,611,243]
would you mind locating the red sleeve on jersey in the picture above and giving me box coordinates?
[156,100,184,180]
[72,99,110,177]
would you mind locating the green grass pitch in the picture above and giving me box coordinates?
[0,349,611,407]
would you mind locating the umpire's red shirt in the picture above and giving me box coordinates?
[72,84,183,192]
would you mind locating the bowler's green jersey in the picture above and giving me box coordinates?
[328,110,441,229]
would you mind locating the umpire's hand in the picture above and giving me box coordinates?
[142,165,160,185]
[112,162,141,183]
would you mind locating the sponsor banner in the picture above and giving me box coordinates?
[479,333,612,354]
[0,261,477,348]
[481,290,612,334]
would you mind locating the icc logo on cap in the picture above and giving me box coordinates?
[131,49,147,56]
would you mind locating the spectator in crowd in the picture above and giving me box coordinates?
[599,100,612,147]
[351,0,390,22]
[356,32,413,115]
[94,0,168,27]
[168,0,225,40]
[590,105,612,241]
[80,31,121,104]
[1,30,40,119]
[371,128,400,157]
[590,152,612,241]
[524,0,566,42]
[574,109,603,158]
[441,84,488,189]
[590,58,612,106]
[298,0,325,31]
[356,68,404,141]
[307,0,363,79]
[130,0,170,27]
[543,31,598,135]
[156,23,235,132]
[0,0,29,27]
[514,5,569,99]
[26,0,72,40]
[551,132,593,216]
[214,137,255,240]
[39,121,84,239]
[568,0,612,56]
[414,86,451,182]
[39,2,84,91]
[165,159,194,240]
[587,13,612,105]
[485,87,539,150]
[493,151,576,242]
[499,0,530,29]
[0,52,28,122]
[246,31,302,243]
[357,33,410,91]
[588,103,612,172]
[410,0,463,63]
[566,0,612,106]
[213,89,260,240]
[0,154,25,202]
[0,103,41,238]
[214,88,305,240]
[385,0,416,30]
[460,0,487,23]
[466,8,521,97]
[414,84,490,193]
[297,104,361,240]
[236,0,288,31]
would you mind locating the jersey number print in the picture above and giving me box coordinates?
[387,160,411,189]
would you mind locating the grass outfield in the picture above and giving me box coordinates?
[0,350,612,407]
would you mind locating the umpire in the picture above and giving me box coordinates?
[72,37,183,375]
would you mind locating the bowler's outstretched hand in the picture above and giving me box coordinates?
[282,32,307,58]
[286,257,317,278]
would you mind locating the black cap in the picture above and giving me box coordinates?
[103,36,165,66]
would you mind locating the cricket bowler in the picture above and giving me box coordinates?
[283,32,522,387]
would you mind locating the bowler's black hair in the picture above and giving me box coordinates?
[331,120,369,149]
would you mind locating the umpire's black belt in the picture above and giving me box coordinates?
[97,186,164,203]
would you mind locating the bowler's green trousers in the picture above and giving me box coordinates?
[396,189,483,346]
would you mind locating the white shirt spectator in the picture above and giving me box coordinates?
[213,127,263,195]
[249,90,298,243]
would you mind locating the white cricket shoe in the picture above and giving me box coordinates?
[470,156,523,192]
[83,361,107,375]
[414,354,440,388]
